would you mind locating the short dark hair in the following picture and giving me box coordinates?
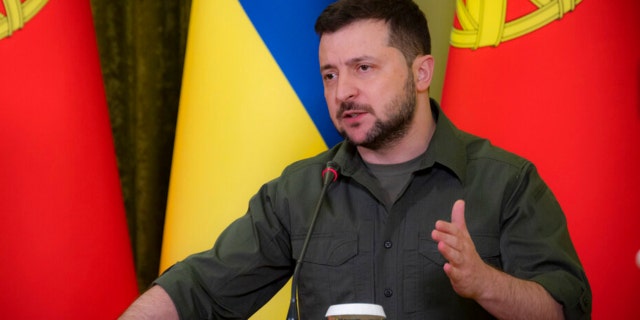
[315,0,431,64]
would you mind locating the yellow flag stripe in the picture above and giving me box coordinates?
[160,0,327,318]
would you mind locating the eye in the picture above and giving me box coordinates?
[358,64,372,72]
[323,72,337,81]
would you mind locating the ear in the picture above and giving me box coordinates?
[413,54,434,92]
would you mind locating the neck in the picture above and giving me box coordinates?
[358,97,435,164]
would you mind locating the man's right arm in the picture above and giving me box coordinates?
[119,285,179,320]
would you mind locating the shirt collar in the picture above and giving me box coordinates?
[423,99,467,183]
[332,98,467,184]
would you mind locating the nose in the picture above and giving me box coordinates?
[335,73,357,102]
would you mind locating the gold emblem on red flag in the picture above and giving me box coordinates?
[0,0,48,40]
[451,0,582,49]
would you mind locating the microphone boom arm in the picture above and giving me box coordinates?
[286,161,339,320]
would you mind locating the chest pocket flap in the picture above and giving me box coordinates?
[419,233,501,268]
[292,233,358,266]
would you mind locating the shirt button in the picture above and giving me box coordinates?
[384,289,393,297]
[384,241,393,249]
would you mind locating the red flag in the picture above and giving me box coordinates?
[442,0,639,318]
[0,0,138,318]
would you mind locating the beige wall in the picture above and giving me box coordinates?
[415,0,456,102]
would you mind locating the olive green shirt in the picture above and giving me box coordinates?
[155,101,591,319]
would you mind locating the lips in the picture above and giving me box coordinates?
[341,110,367,119]
[340,110,368,125]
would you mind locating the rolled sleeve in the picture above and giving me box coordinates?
[501,163,592,319]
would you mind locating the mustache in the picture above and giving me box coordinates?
[337,101,374,118]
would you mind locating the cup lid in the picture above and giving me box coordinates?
[325,303,386,317]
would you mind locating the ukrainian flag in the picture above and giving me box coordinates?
[159,1,337,318]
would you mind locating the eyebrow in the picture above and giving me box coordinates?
[320,55,377,72]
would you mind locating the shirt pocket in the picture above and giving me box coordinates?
[292,233,358,265]
[416,233,502,268]
[404,233,502,313]
[291,233,359,311]
[472,234,502,269]
[417,233,446,266]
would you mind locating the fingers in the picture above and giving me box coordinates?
[431,199,468,264]
[431,200,488,299]
[451,200,466,230]
[431,199,466,245]
[438,238,462,266]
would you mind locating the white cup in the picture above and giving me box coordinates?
[325,303,386,320]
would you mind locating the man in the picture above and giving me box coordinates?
[121,0,591,318]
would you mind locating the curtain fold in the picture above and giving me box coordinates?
[90,0,192,291]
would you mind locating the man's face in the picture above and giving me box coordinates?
[319,19,416,150]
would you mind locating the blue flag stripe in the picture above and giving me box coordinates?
[239,0,342,147]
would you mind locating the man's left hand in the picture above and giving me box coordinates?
[431,199,494,300]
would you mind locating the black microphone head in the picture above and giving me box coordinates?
[321,161,340,184]
[326,161,339,172]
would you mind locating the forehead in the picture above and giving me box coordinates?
[318,19,392,62]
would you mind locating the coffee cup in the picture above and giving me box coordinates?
[325,303,386,320]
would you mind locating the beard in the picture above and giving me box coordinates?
[338,74,417,150]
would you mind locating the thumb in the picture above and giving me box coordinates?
[451,199,466,229]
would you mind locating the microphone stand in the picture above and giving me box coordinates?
[286,162,339,320]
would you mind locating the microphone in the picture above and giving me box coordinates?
[286,161,340,320]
